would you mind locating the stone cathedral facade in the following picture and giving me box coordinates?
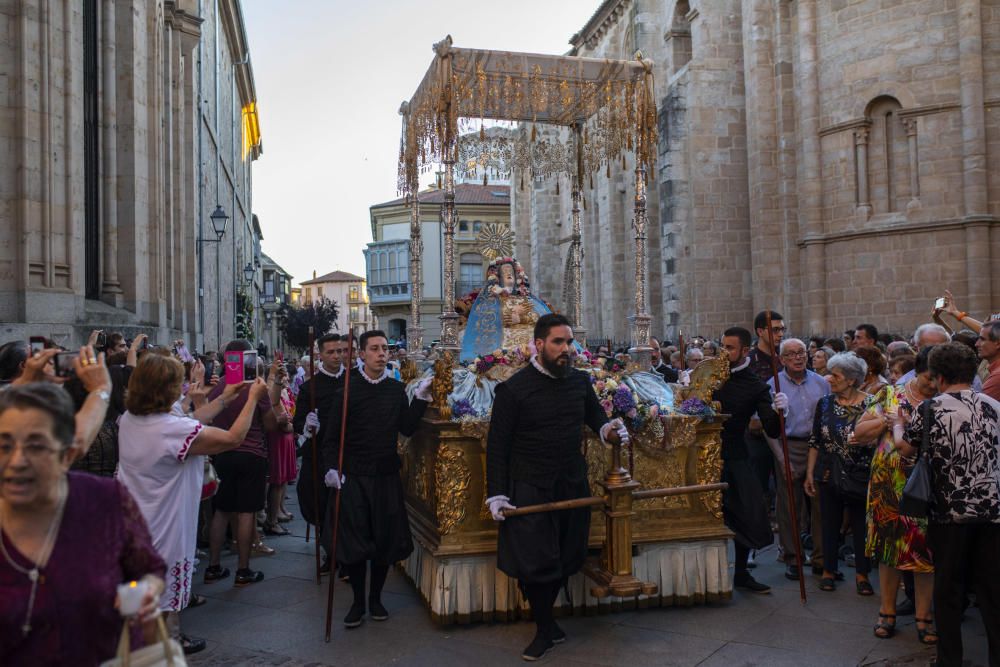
[513,0,1000,342]
[0,0,263,351]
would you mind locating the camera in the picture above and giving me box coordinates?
[934,297,946,310]
[53,352,79,378]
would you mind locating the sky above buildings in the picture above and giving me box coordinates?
[241,0,598,285]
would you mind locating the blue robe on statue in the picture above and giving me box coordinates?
[459,291,553,363]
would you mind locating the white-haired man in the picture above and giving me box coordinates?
[899,323,982,390]
[765,338,830,580]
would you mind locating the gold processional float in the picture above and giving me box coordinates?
[393,37,734,624]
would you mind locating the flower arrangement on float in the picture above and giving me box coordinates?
[677,397,715,417]
[588,369,663,432]
[465,345,532,376]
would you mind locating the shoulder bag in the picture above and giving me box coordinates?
[899,399,934,518]
[100,615,187,667]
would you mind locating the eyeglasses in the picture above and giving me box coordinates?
[0,441,61,461]
[771,326,787,333]
[781,351,808,359]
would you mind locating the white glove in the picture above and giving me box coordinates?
[415,377,433,402]
[772,392,789,414]
[324,468,345,489]
[304,410,320,436]
[601,418,631,446]
[486,495,516,521]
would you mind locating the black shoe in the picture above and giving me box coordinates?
[180,634,207,655]
[896,597,915,616]
[344,603,365,628]
[369,597,389,621]
[785,564,801,581]
[338,566,350,582]
[550,621,566,644]
[203,565,230,584]
[734,575,771,594]
[521,632,554,661]
[234,568,264,587]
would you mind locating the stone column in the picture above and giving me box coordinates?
[628,167,652,371]
[957,0,992,313]
[99,0,122,304]
[902,116,921,212]
[854,126,872,221]
[438,157,460,353]
[796,0,827,333]
[407,193,425,356]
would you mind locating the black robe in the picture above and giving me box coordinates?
[712,364,781,549]
[292,367,343,527]
[319,368,428,566]
[652,361,680,383]
[486,364,608,584]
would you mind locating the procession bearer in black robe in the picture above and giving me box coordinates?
[293,333,346,573]
[320,329,431,628]
[713,326,785,594]
[486,313,630,661]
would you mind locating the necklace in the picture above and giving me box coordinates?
[0,478,68,637]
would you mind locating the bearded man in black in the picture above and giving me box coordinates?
[486,313,629,661]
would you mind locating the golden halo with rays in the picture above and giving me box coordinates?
[477,223,514,262]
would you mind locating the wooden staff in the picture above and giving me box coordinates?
[325,332,354,642]
[501,482,728,517]
[678,329,686,358]
[308,327,320,582]
[765,310,807,604]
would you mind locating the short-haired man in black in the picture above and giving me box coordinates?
[487,313,629,661]
[713,327,784,593]
[293,333,344,573]
[853,323,879,350]
[320,329,431,628]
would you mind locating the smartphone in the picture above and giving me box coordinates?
[53,352,79,377]
[29,336,46,356]
[203,360,215,381]
[934,297,946,310]
[242,350,258,382]
[95,331,107,349]
[223,351,244,385]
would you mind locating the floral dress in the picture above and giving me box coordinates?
[863,385,933,572]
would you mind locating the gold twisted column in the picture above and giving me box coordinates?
[628,166,652,370]
[439,157,460,352]
[407,192,425,356]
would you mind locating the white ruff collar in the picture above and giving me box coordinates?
[530,355,557,379]
[318,364,344,379]
[731,357,751,373]
[358,367,388,385]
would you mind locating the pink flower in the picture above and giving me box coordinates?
[649,404,659,418]
[484,355,494,363]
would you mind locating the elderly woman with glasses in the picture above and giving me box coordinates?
[0,382,166,664]
[805,352,876,594]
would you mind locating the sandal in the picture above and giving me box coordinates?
[916,618,939,645]
[873,613,896,639]
[819,577,836,592]
[263,523,290,536]
[856,579,875,596]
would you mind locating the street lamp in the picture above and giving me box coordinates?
[196,205,230,351]
[243,262,255,285]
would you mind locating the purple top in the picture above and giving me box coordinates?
[207,381,273,458]
[0,472,167,666]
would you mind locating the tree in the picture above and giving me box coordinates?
[278,298,339,353]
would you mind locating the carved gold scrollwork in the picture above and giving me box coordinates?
[662,415,698,451]
[434,445,471,535]
[696,430,724,519]
[410,451,431,504]
[632,425,688,510]
[431,352,455,419]
[676,353,730,409]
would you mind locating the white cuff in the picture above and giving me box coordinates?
[485,494,510,507]
[599,422,614,445]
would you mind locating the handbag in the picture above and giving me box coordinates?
[201,459,220,501]
[100,615,187,667]
[899,399,934,518]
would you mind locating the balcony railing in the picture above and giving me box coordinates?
[368,283,409,304]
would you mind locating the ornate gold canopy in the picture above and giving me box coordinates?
[398,36,657,195]
[477,223,514,261]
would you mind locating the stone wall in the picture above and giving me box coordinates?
[0,0,261,351]
[511,0,1000,342]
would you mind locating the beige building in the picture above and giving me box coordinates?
[299,270,372,336]
[514,0,1000,341]
[366,183,512,343]
[0,0,268,352]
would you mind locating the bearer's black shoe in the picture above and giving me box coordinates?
[550,621,566,644]
[785,564,801,581]
[344,603,365,628]
[521,632,554,661]
[734,574,771,594]
[369,597,389,621]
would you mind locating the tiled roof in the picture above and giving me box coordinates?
[371,183,511,209]
[300,270,365,285]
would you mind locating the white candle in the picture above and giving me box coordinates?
[117,580,149,617]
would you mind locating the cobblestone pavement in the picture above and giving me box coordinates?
[183,490,989,666]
